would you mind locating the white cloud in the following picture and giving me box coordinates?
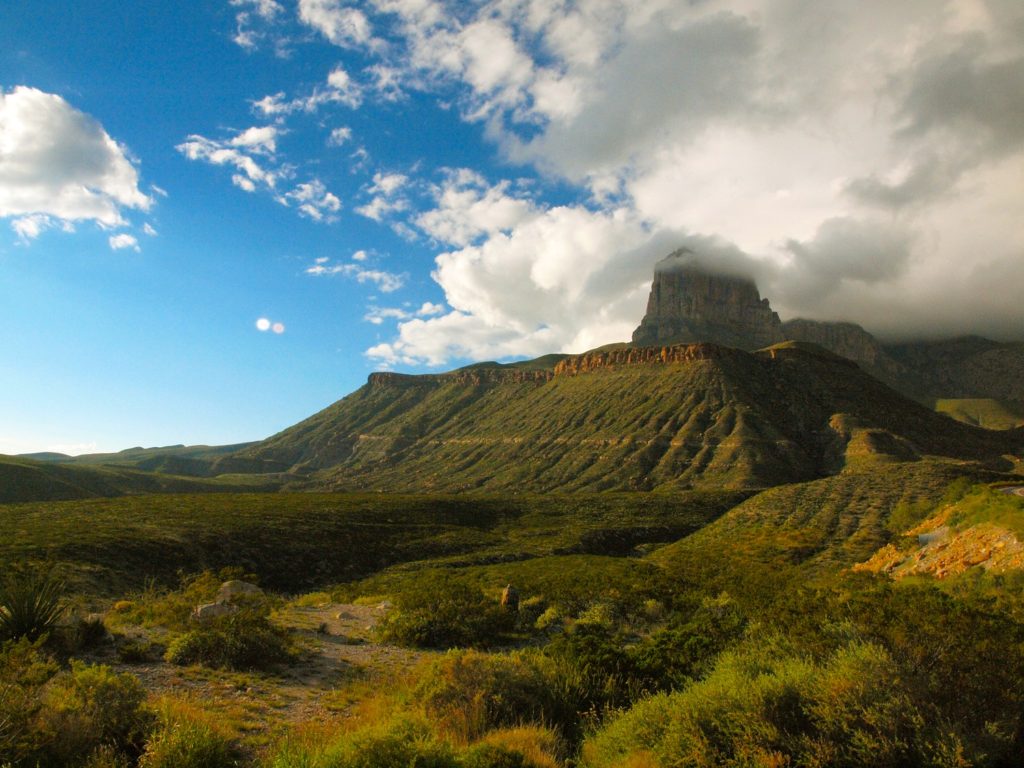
[0,87,152,234]
[299,0,375,48]
[282,179,342,221]
[364,300,447,325]
[253,66,363,119]
[306,258,406,292]
[217,1,1024,353]
[327,126,352,146]
[230,0,284,49]
[143,222,158,236]
[179,126,342,221]
[108,233,140,252]
[415,169,538,246]
[11,214,54,242]
[355,171,409,221]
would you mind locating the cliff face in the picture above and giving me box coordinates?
[631,255,784,351]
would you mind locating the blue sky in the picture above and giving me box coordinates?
[2,0,1023,454]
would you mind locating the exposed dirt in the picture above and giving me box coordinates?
[89,602,433,747]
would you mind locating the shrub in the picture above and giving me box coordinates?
[268,717,457,768]
[36,661,153,766]
[376,577,515,649]
[164,610,294,671]
[474,727,561,768]
[0,637,59,764]
[415,650,552,741]
[139,701,237,768]
[0,567,65,642]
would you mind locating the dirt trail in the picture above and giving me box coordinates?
[99,602,431,740]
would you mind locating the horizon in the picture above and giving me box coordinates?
[3,0,1023,455]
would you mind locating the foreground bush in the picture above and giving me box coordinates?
[415,650,553,741]
[1,646,151,768]
[138,699,238,768]
[165,609,294,671]
[580,638,1007,768]
[267,716,456,768]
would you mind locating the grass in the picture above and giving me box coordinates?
[0,491,740,597]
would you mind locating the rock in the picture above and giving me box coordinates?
[500,584,520,612]
[781,319,904,380]
[631,250,784,350]
[192,602,238,622]
[215,580,263,604]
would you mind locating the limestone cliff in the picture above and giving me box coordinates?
[631,251,784,350]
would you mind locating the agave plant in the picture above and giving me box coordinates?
[0,567,65,642]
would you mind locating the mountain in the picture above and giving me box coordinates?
[0,453,277,503]
[629,251,1024,418]
[230,341,1022,493]
[631,249,784,350]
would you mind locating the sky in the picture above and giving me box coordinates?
[1,0,1023,455]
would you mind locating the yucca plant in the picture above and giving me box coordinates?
[0,567,65,642]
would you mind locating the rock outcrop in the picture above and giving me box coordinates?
[631,250,784,351]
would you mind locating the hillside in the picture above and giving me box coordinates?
[0,454,279,503]
[230,342,1023,493]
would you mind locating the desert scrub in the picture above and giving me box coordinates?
[165,609,295,671]
[139,697,238,768]
[267,716,456,768]
[414,650,553,741]
[375,576,515,649]
[1,655,152,768]
[0,566,65,642]
[111,568,255,632]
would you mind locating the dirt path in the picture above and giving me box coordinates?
[97,602,432,745]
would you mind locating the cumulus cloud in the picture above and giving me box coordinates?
[253,65,363,118]
[230,0,284,49]
[1,87,152,235]
[415,169,538,246]
[225,0,1024,354]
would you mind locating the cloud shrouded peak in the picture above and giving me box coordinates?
[0,87,152,238]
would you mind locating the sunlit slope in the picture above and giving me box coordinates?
[0,454,268,503]
[234,343,1023,492]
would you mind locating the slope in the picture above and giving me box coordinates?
[233,342,1023,493]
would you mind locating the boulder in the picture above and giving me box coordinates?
[192,602,238,622]
[215,580,263,604]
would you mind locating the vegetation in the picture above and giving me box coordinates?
[0,567,65,642]
[2,467,1023,766]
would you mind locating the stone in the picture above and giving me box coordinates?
[500,584,520,612]
[631,250,784,350]
[192,602,238,622]
[215,580,263,604]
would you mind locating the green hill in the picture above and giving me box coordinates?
[0,454,278,503]
[232,342,1022,493]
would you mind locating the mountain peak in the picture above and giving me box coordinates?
[631,251,784,350]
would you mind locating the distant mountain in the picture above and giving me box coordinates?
[0,453,277,503]
[18,442,259,477]
[630,250,1024,416]
[230,341,1021,492]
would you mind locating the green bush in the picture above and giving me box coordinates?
[0,568,65,642]
[268,717,457,768]
[581,640,952,768]
[138,707,237,768]
[461,743,526,768]
[415,650,552,741]
[36,661,152,767]
[375,576,515,649]
[0,637,59,764]
[164,609,294,671]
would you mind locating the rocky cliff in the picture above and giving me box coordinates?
[631,250,784,350]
